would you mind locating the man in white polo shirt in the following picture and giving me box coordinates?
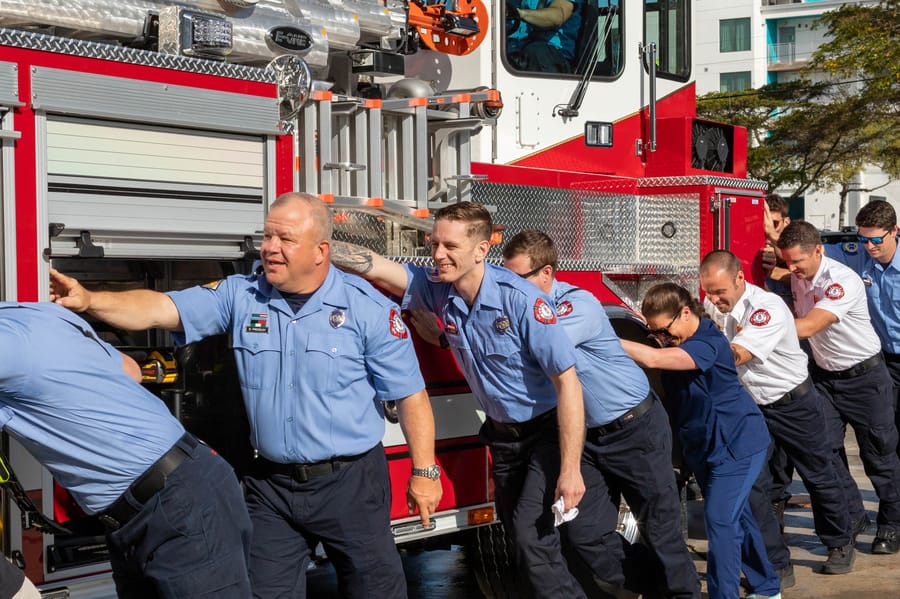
[777,220,900,555]
[700,250,859,575]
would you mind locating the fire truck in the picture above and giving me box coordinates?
[0,0,766,596]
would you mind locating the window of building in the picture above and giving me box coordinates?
[720,71,751,92]
[719,17,750,52]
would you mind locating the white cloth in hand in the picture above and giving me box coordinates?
[551,497,579,527]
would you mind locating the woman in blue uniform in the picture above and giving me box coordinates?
[621,283,781,599]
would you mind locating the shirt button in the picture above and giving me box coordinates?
[288,383,294,389]
[291,320,297,324]
[287,417,293,422]
[331,347,337,353]
[290,350,295,356]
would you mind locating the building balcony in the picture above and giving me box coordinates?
[767,41,814,71]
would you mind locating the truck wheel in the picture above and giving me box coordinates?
[465,523,534,599]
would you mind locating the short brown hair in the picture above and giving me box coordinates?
[433,202,492,242]
[502,230,559,273]
[776,220,820,253]
[700,250,742,277]
[856,200,897,230]
[641,283,706,320]
[766,193,789,218]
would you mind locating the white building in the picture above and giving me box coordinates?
[694,0,899,229]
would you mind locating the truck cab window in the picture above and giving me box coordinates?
[644,0,690,81]
[505,0,623,78]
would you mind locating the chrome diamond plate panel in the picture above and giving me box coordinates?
[640,175,768,190]
[0,28,275,83]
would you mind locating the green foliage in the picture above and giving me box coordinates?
[696,0,900,210]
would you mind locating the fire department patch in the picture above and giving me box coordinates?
[329,309,345,329]
[557,301,574,317]
[749,309,771,327]
[202,279,223,291]
[825,283,845,300]
[246,313,269,334]
[494,315,511,334]
[533,298,556,324]
[842,242,859,255]
[389,308,408,338]
[425,266,441,282]
[445,320,459,335]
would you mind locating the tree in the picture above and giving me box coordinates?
[697,1,900,225]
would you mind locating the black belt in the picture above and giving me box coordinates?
[763,377,813,410]
[884,352,900,364]
[814,353,884,380]
[256,446,373,483]
[588,392,656,439]
[486,408,557,442]
[99,433,196,530]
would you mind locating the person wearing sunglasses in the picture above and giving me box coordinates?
[501,230,700,599]
[700,250,862,577]
[620,283,780,599]
[853,201,900,464]
[777,219,900,556]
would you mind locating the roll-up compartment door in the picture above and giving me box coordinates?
[46,117,267,259]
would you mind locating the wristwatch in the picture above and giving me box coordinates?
[412,464,442,480]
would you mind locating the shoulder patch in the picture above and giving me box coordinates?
[748,309,771,327]
[557,300,574,317]
[425,265,441,282]
[824,283,845,300]
[533,298,556,324]
[389,308,408,338]
[203,279,223,290]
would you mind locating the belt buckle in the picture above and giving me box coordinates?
[98,513,120,530]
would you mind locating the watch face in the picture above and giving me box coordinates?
[415,465,441,480]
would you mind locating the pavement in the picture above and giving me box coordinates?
[685,430,900,599]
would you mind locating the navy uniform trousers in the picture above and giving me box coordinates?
[752,382,854,559]
[106,435,252,598]
[813,358,900,536]
[886,353,900,461]
[480,409,589,599]
[565,397,700,598]
[244,445,405,599]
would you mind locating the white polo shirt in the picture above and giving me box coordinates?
[792,255,882,371]
[706,283,808,405]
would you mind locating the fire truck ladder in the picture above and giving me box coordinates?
[295,88,501,229]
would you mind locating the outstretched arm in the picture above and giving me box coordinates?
[621,339,698,370]
[396,389,442,527]
[330,241,410,297]
[50,268,182,331]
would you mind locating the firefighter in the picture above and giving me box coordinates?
[507,0,581,73]
[0,302,252,597]
[700,250,861,576]
[50,193,442,599]
[331,202,590,598]
[620,284,781,599]
[777,220,900,556]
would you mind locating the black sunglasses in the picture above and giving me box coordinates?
[647,312,679,345]
[518,264,547,279]
[858,234,888,245]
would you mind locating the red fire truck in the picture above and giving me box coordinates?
[0,1,766,596]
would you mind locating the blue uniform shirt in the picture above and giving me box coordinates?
[402,263,577,423]
[662,318,770,468]
[508,0,581,60]
[551,281,650,427]
[168,265,425,464]
[0,303,184,514]
[859,249,900,354]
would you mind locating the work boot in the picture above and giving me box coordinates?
[776,563,795,589]
[852,513,871,543]
[821,544,855,574]
[871,529,900,555]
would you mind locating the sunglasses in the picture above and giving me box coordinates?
[647,312,679,346]
[518,264,547,279]
[858,234,889,245]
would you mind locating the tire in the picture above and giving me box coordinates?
[464,523,534,599]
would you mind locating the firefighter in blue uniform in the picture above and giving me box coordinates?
[501,230,700,598]
[621,284,780,599]
[779,217,900,556]
[331,203,589,599]
[50,193,442,599]
[0,302,252,597]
